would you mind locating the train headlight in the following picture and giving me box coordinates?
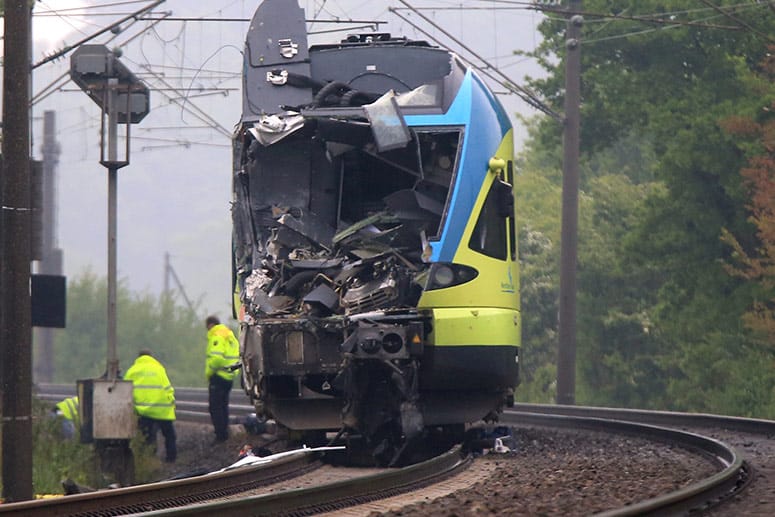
[425,263,479,291]
[382,333,404,354]
[432,265,455,286]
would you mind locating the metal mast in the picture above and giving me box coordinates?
[557,0,583,406]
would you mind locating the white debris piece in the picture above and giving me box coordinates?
[492,437,511,454]
[210,445,346,473]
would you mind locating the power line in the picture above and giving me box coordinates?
[391,1,561,120]
[59,86,236,92]
[35,0,154,14]
[137,15,387,25]
[31,10,172,105]
[127,57,232,137]
[32,0,166,70]
[531,1,761,31]
[698,0,775,42]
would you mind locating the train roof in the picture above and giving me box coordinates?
[241,0,465,122]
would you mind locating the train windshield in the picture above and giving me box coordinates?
[233,122,462,317]
[336,128,460,242]
[240,124,461,248]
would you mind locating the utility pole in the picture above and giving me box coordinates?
[1,0,34,503]
[34,111,63,383]
[557,0,583,406]
[105,75,121,381]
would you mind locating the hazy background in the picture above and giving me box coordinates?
[23,0,548,319]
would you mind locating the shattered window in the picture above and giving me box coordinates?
[337,129,460,240]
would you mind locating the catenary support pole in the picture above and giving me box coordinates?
[557,0,583,406]
[1,0,34,502]
[106,78,120,381]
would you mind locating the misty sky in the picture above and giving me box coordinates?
[19,0,548,320]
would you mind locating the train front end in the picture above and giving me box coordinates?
[232,0,520,462]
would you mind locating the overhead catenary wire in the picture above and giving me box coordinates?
[136,15,387,25]
[37,1,761,145]
[390,1,562,121]
[127,57,233,137]
[33,6,234,140]
[37,0,94,36]
[524,0,759,31]
[486,2,770,70]
[32,0,167,70]
[31,10,172,106]
[35,0,155,14]
[698,0,774,42]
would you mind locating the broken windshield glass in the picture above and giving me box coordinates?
[234,117,461,320]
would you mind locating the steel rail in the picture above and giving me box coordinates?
[509,402,775,435]
[35,383,255,424]
[0,444,466,516]
[27,387,751,515]
[0,453,320,517]
[135,444,469,516]
[503,410,749,516]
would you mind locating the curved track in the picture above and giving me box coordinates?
[11,385,754,515]
[0,443,467,516]
[504,410,748,515]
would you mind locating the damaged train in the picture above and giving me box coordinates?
[231,0,521,464]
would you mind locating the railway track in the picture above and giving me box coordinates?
[3,385,757,515]
[34,382,255,425]
[0,440,468,516]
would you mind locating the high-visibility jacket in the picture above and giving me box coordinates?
[124,355,176,421]
[206,323,240,382]
[56,396,79,424]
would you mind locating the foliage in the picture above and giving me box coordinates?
[720,47,775,346]
[517,0,775,414]
[30,399,95,495]
[515,159,561,400]
[576,174,668,409]
[52,269,219,388]
[3,400,166,496]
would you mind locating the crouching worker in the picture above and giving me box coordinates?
[53,395,80,439]
[124,349,177,463]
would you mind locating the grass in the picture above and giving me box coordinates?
[1,400,165,498]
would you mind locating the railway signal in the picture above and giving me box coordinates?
[69,44,151,486]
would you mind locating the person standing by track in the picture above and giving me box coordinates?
[205,315,240,443]
[53,395,80,439]
[124,349,177,463]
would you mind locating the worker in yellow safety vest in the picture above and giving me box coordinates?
[54,395,80,439]
[124,349,177,462]
[205,315,240,443]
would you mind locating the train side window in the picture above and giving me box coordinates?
[468,179,508,260]
[507,160,516,261]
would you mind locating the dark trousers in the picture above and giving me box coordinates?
[138,416,177,462]
[209,375,233,441]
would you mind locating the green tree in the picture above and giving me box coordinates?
[515,169,561,402]
[576,173,667,408]
[517,131,668,408]
[518,0,775,414]
[721,48,775,347]
[53,270,212,387]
